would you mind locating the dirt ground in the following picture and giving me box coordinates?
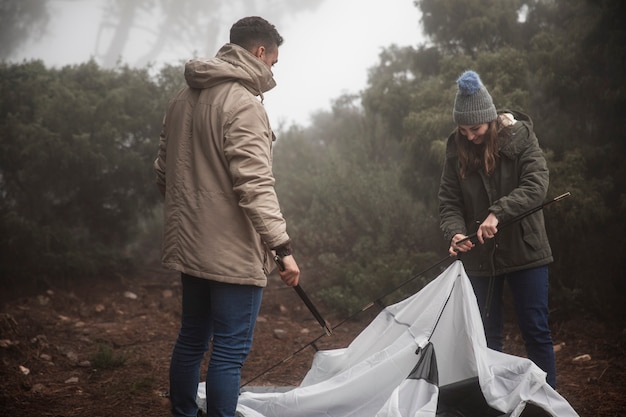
[1,266,624,417]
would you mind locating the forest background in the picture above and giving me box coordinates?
[1,0,624,326]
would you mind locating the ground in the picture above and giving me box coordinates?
[0,266,624,417]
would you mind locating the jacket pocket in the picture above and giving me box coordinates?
[262,244,274,275]
[520,217,541,251]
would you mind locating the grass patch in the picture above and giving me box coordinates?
[129,376,157,393]
[90,343,128,370]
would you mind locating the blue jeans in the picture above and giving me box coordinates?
[469,266,556,388]
[169,274,263,417]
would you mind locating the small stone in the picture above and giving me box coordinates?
[19,365,30,375]
[40,353,52,361]
[32,334,49,346]
[273,329,287,340]
[31,383,46,394]
[124,291,138,300]
[0,339,14,348]
[65,376,79,384]
[65,350,79,363]
[572,354,591,363]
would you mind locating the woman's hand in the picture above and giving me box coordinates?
[449,233,474,256]
[477,212,499,244]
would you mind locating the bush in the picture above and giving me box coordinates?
[0,60,172,287]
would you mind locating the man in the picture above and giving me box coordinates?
[154,16,300,417]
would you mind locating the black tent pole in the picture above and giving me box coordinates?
[241,192,571,387]
[456,192,571,246]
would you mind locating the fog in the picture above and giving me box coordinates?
[9,0,422,127]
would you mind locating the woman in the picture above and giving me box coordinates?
[438,70,557,388]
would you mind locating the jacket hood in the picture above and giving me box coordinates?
[184,43,276,99]
[498,110,534,159]
[445,109,535,158]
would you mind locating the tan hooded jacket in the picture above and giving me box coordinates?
[154,43,289,287]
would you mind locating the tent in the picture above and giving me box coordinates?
[197,260,579,416]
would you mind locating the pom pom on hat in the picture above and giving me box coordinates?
[457,71,483,96]
[453,70,497,125]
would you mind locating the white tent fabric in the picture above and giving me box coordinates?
[197,260,579,416]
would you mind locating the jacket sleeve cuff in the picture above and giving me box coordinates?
[272,241,292,257]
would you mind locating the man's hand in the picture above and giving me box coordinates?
[276,255,300,286]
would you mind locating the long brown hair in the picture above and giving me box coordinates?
[454,118,510,179]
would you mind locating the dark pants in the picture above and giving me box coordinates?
[469,266,557,388]
[169,274,263,417]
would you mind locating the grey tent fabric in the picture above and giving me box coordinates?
[197,261,579,417]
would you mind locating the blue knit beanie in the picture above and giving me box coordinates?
[453,70,497,125]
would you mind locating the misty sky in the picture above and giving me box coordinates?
[13,0,422,128]
[264,0,423,127]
